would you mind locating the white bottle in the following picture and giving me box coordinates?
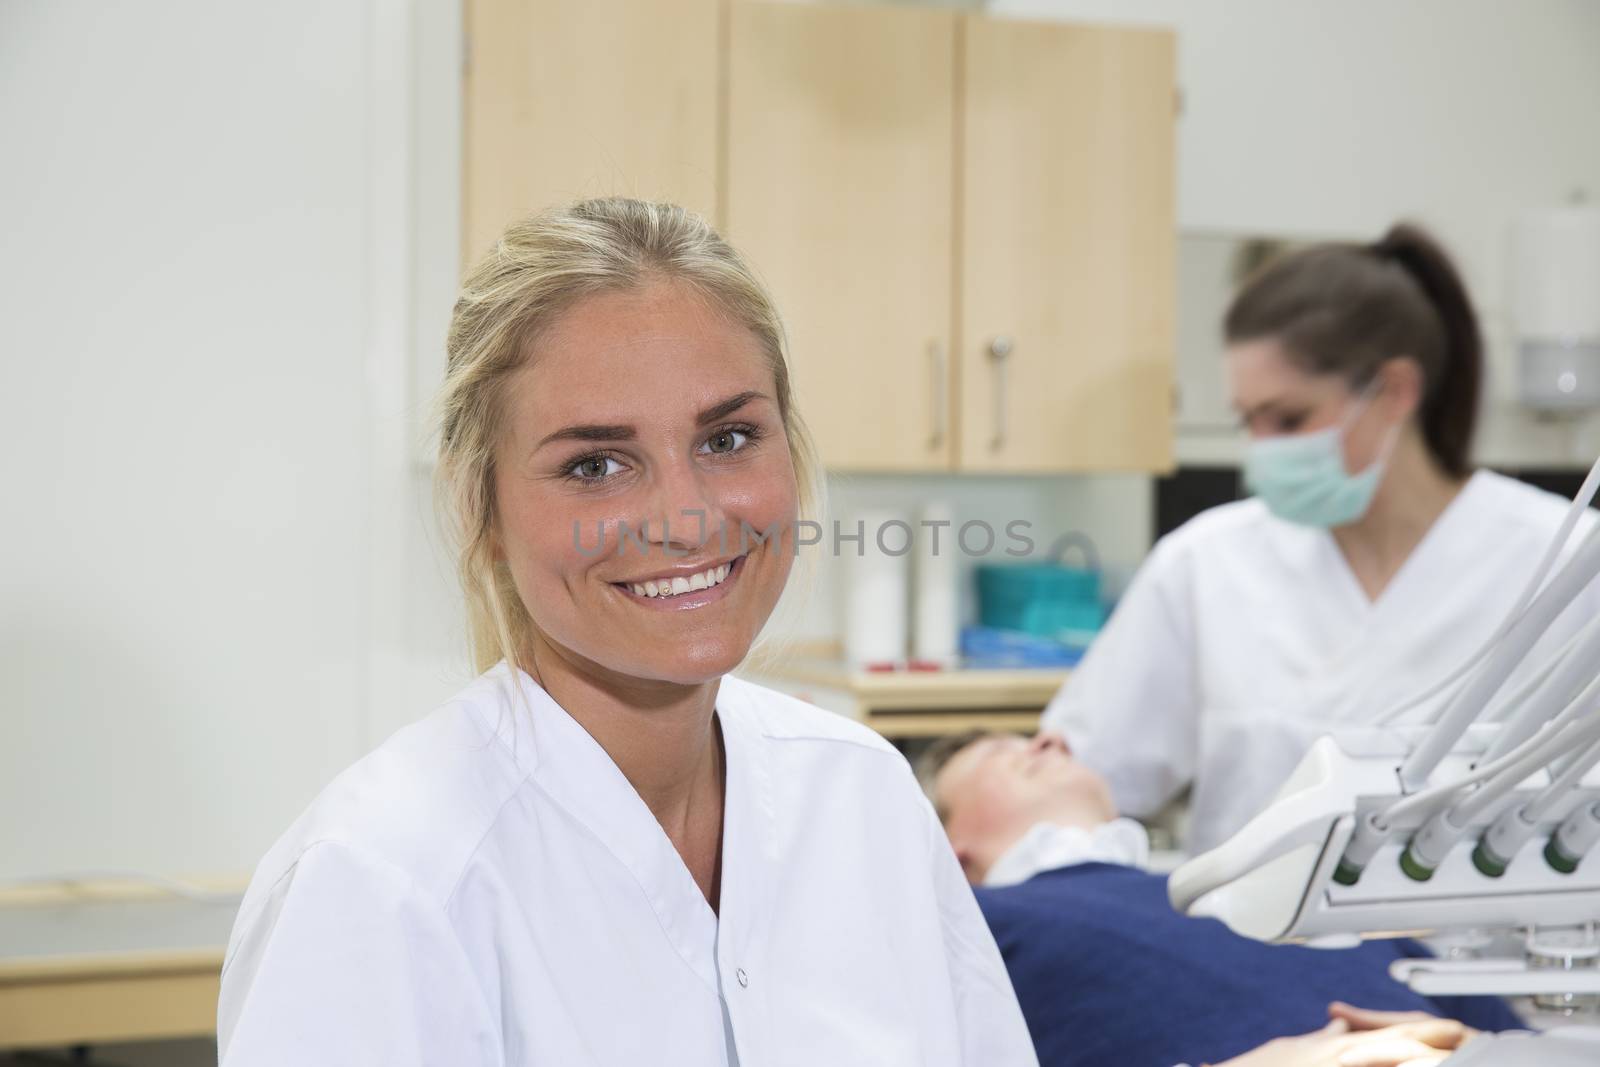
[912,500,959,665]
[841,509,909,666]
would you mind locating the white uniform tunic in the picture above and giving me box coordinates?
[219,664,1036,1067]
[1042,470,1600,854]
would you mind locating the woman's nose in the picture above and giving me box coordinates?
[645,464,726,553]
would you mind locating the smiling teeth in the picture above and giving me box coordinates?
[630,563,731,599]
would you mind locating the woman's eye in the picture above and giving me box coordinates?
[701,428,749,455]
[568,454,623,481]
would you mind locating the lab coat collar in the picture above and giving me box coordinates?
[486,662,777,1000]
[981,817,1150,888]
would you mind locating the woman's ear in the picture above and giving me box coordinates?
[954,844,982,886]
[1379,356,1426,419]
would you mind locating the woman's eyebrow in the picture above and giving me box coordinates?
[535,423,635,451]
[533,391,771,452]
[1236,397,1293,421]
[697,390,769,426]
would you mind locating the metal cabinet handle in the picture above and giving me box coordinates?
[988,336,1012,450]
[928,340,946,450]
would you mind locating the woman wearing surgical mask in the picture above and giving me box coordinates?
[1041,223,1600,855]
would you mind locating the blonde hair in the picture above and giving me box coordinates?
[434,197,822,675]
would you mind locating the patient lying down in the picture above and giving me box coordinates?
[919,732,1525,1067]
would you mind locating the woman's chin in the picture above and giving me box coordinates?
[641,640,750,687]
[564,633,751,690]
[533,615,762,691]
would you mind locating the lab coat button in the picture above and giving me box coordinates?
[736,967,748,988]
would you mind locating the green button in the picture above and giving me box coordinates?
[1399,847,1436,882]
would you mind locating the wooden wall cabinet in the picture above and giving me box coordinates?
[959,17,1176,473]
[726,2,958,472]
[461,0,722,262]
[726,3,1175,473]
[463,0,1176,474]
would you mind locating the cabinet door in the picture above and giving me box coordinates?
[462,0,720,263]
[726,2,956,472]
[959,18,1176,473]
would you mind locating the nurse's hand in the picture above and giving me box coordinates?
[1209,1015,1472,1067]
[1326,1001,1477,1040]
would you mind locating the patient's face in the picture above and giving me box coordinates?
[935,733,1116,882]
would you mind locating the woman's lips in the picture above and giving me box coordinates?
[611,554,748,610]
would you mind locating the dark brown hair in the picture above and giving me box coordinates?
[1224,222,1482,478]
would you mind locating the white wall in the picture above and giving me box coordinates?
[995,1,1600,238]
[991,0,1600,469]
[0,0,466,883]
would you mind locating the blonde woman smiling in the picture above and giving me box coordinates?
[217,199,1036,1066]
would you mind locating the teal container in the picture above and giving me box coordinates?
[975,533,1105,642]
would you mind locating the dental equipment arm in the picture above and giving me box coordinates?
[1171,458,1600,1066]
[1372,451,1600,728]
[1384,711,1593,829]
[1476,735,1600,877]
[1477,610,1600,763]
[1399,716,1600,880]
[1396,524,1600,792]
[1355,642,1600,881]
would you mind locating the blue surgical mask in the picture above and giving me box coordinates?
[1243,382,1397,528]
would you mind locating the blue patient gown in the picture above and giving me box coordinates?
[975,863,1523,1067]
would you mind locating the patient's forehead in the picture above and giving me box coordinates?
[939,734,1024,792]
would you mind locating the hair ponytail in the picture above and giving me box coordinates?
[1225,221,1484,478]
[1369,224,1482,477]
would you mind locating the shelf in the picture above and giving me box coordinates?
[739,646,1068,739]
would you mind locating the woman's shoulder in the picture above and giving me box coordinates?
[717,674,928,808]
[237,670,533,920]
[718,674,949,849]
[1142,497,1281,574]
[720,673,903,759]
[1464,468,1595,536]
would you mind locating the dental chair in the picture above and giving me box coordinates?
[1170,455,1600,1065]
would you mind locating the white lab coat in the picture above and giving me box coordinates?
[1042,470,1600,854]
[218,663,1036,1067]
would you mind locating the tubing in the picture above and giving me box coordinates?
[1479,612,1600,763]
[1522,734,1600,825]
[1398,526,1600,790]
[1397,719,1600,879]
[1374,452,1600,727]
[1384,709,1595,828]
